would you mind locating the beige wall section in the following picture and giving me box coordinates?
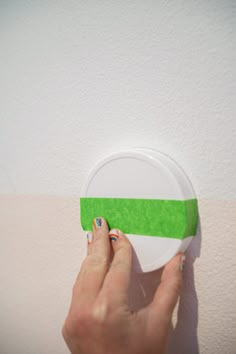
[0,195,235,354]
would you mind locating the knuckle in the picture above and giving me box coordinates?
[171,276,182,294]
[62,301,110,340]
[176,277,182,291]
[112,258,130,272]
[81,256,90,268]
[115,244,132,259]
[64,306,94,338]
[91,299,109,325]
[111,245,132,271]
[62,316,76,338]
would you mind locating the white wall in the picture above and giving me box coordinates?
[1,1,236,353]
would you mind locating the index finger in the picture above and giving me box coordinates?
[72,217,112,305]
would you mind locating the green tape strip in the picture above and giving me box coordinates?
[80,197,198,239]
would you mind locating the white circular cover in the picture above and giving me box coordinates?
[82,148,196,272]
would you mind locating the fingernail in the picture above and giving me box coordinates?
[109,229,120,242]
[87,232,93,244]
[180,254,186,272]
[94,217,102,229]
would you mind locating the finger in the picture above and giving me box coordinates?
[100,229,132,305]
[146,253,184,328]
[73,217,112,305]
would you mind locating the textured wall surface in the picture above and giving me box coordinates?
[0,1,236,353]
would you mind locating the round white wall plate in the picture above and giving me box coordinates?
[81,148,198,272]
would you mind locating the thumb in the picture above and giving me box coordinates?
[148,253,185,325]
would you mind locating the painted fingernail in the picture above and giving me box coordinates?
[109,229,119,242]
[180,254,186,272]
[87,232,93,245]
[94,217,102,229]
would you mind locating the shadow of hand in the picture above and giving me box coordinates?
[127,220,202,354]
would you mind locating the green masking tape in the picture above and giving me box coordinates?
[80,198,198,239]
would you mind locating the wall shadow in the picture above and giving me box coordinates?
[168,219,201,354]
[127,219,202,354]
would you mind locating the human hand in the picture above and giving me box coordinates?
[62,217,185,354]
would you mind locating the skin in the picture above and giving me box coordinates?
[62,217,184,354]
